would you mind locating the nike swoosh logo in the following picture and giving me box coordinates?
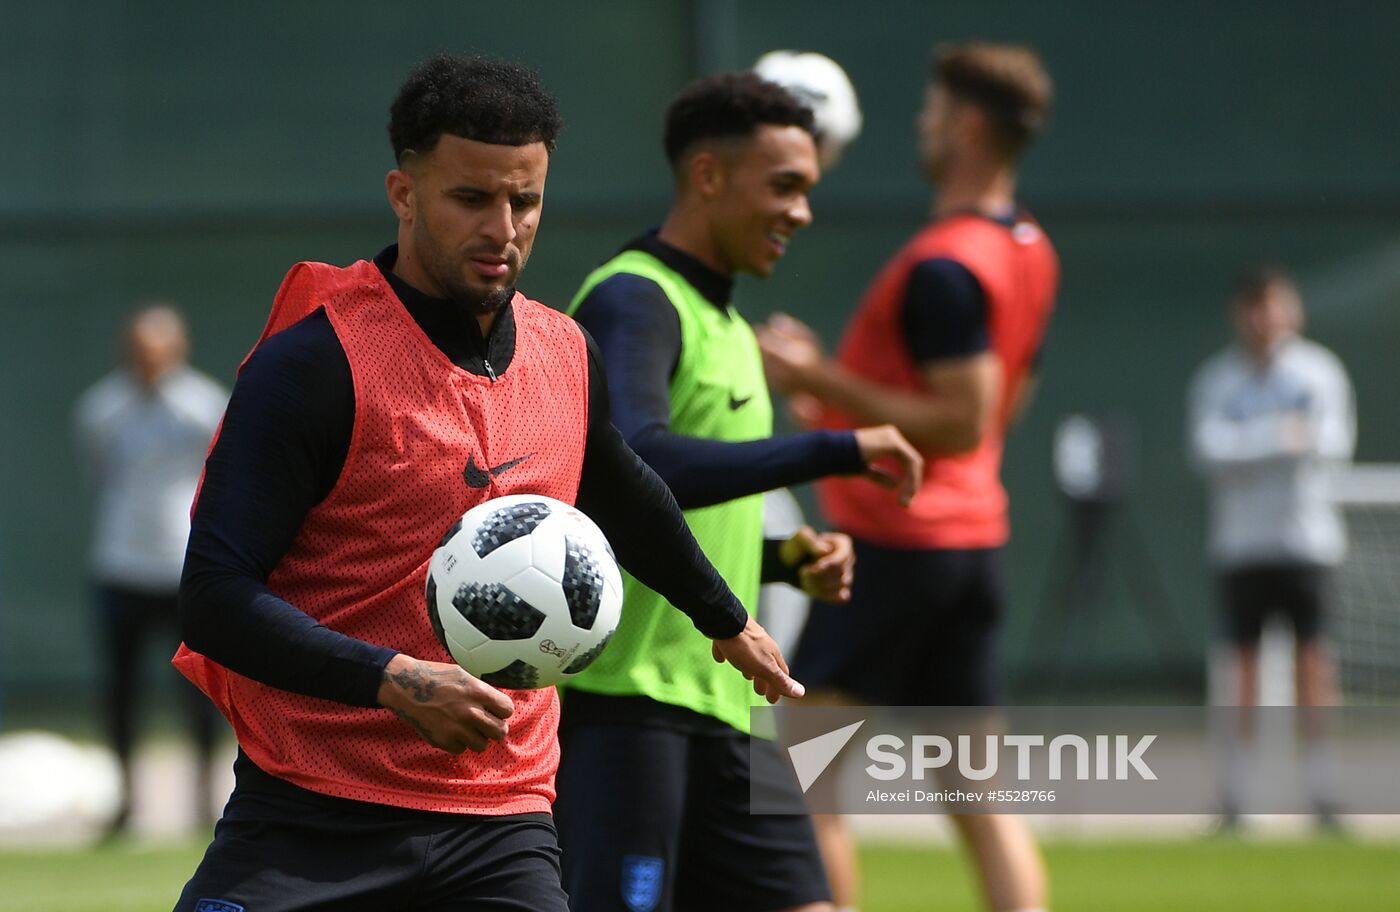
[728,394,752,410]
[464,454,532,489]
[488,455,531,476]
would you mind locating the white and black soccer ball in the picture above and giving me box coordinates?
[754,50,863,170]
[426,494,623,689]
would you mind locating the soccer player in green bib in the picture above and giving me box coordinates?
[555,72,922,912]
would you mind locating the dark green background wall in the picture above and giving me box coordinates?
[3,1,1397,709]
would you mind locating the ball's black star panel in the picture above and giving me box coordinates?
[425,572,450,651]
[451,581,546,640]
[562,535,604,629]
[436,517,464,550]
[564,629,614,675]
[470,502,551,559]
[482,660,540,689]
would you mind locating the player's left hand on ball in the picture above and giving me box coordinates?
[711,617,805,702]
[781,526,854,603]
[377,654,514,754]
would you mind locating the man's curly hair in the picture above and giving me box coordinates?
[389,54,563,162]
[663,71,815,168]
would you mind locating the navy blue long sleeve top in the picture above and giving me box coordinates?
[570,232,865,511]
[179,246,747,709]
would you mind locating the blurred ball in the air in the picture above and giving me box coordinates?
[754,50,863,171]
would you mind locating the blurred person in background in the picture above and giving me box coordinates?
[760,41,1058,912]
[1188,263,1356,826]
[72,304,228,835]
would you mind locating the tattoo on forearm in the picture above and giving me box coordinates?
[386,660,461,704]
[391,707,444,750]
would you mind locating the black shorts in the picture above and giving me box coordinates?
[554,695,829,912]
[1220,563,1330,646]
[174,764,567,912]
[793,540,1004,706]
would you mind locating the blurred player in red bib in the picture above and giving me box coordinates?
[760,42,1058,912]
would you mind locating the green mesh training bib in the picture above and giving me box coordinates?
[561,249,772,732]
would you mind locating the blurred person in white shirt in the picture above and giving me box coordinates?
[73,304,228,835]
[1188,264,1356,825]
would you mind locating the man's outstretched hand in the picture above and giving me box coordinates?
[759,314,924,506]
[712,617,805,703]
[852,424,924,506]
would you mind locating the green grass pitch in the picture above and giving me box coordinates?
[863,838,1400,911]
[2,837,1398,911]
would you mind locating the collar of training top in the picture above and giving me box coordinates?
[622,230,734,311]
[373,245,518,377]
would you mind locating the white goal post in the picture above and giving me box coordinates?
[1330,463,1400,702]
[1208,463,1400,705]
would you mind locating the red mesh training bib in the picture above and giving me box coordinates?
[819,214,1058,549]
[175,260,589,813]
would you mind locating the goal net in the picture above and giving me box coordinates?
[1331,463,1400,703]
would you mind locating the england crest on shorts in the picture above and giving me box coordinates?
[620,854,664,912]
[194,900,245,912]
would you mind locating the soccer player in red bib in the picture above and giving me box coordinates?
[759,43,1058,912]
[170,55,799,912]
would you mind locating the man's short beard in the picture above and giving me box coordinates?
[414,222,523,315]
[449,283,515,315]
